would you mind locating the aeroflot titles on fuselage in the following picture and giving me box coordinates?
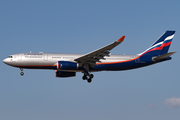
[24,53,43,55]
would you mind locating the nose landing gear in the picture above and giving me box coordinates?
[20,68,24,76]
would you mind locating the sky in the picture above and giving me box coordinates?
[0,0,180,120]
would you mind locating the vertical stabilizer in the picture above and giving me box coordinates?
[159,31,175,55]
[139,31,175,57]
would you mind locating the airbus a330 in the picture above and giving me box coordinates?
[3,31,176,83]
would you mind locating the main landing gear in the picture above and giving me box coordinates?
[20,68,24,76]
[82,64,94,83]
[82,72,94,83]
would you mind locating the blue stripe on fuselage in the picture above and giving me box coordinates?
[92,59,154,71]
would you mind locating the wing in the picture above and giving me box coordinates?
[74,36,125,67]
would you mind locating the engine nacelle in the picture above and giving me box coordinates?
[56,70,76,77]
[57,61,78,70]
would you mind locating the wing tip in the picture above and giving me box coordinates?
[117,36,125,42]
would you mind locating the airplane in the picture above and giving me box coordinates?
[3,31,176,83]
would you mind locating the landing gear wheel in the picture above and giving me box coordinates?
[87,78,92,83]
[82,75,87,80]
[89,74,94,79]
[82,72,94,83]
[20,72,24,76]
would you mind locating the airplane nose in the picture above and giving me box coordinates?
[3,59,6,63]
[3,58,8,64]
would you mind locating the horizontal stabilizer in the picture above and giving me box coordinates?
[152,51,176,62]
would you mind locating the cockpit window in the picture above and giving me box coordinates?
[8,56,13,58]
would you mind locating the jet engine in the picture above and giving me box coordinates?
[57,61,78,70]
[56,70,76,77]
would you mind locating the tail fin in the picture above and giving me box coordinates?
[139,31,175,57]
[159,31,175,55]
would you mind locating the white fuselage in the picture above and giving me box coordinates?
[3,52,138,71]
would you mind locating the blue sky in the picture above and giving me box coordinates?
[0,0,180,120]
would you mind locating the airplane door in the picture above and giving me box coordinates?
[43,54,48,61]
[18,54,22,60]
